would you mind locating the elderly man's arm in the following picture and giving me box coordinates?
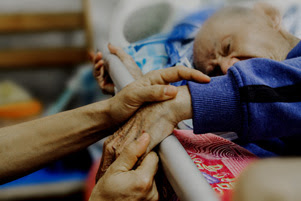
[188,54,301,141]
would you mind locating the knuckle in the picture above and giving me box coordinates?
[147,89,158,100]
[137,176,153,192]
[122,144,133,157]
[145,70,155,77]
[175,65,184,71]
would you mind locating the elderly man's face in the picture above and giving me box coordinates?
[193,7,289,76]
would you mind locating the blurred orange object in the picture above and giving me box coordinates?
[0,81,43,120]
[0,99,42,119]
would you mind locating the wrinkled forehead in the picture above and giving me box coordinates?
[193,7,258,69]
[201,7,256,37]
[195,7,263,52]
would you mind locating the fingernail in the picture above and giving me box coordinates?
[137,133,148,142]
[200,73,210,81]
[164,85,177,96]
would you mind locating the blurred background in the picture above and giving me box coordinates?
[0,0,300,200]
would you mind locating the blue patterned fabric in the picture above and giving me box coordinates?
[123,7,217,86]
[124,33,170,74]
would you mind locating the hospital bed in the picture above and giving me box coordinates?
[97,0,301,200]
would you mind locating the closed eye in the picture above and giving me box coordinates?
[236,56,254,61]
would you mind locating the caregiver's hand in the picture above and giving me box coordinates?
[89,133,159,201]
[107,66,210,127]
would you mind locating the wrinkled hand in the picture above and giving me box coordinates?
[89,133,159,201]
[107,66,210,128]
[90,44,143,94]
[97,86,192,180]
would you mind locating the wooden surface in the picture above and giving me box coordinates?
[82,0,93,51]
[0,47,88,68]
[0,0,93,68]
[0,13,84,33]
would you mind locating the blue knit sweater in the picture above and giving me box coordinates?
[188,41,301,157]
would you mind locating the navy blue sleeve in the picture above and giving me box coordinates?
[188,55,301,142]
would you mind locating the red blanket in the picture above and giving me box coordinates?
[166,130,258,201]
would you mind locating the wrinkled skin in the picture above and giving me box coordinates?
[90,133,159,201]
[96,85,192,180]
[91,43,143,94]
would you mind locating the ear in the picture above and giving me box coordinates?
[254,2,281,30]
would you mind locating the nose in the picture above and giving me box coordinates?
[218,57,240,74]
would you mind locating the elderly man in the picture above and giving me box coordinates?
[94,2,301,201]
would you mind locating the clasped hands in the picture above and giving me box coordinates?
[89,44,210,200]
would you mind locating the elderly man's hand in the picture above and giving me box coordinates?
[89,133,159,201]
[96,85,192,180]
[107,66,210,128]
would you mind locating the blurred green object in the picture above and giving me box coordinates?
[0,80,32,105]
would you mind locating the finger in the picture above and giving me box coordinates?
[95,137,117,181]
[136,151,159,182]
[95,133,124,181]
[93,52,102,64]
[109,133,150,173]
[95,60,104,69]
[146,66,210,85]
[133,85,179,103]
[88,50,95,62]
[102,84,115,95]
[108,43,129,60]
[100,65,105,77]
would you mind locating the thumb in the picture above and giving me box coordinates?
[108,133,150,173]
[134,85,178,104]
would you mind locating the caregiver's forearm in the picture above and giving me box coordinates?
[0,100,112,184]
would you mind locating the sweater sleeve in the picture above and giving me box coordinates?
[188,55,301,142]
[188,73,243,134]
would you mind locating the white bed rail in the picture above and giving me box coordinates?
[103,51,219,201]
